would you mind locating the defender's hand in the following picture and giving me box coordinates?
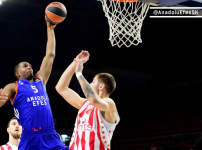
[75,50,90,64]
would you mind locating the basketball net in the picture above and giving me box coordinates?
[100,0,150,48]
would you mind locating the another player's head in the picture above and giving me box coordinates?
[90,73,116,96]
[14,62,34,80]
[7,117,22,139]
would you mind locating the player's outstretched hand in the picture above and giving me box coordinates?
[45,16,56,29]
[75,50,90,64]
[0,88,8,101]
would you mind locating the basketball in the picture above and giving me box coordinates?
[45,2,67,25]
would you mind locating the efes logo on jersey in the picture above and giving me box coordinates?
[27,96,48,107]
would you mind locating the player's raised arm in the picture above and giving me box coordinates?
[0,84,16,107]
[55,50,89,109]
[35,16,57,86]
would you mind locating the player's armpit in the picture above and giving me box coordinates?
[56,87,86,109]
[0,83,16,107]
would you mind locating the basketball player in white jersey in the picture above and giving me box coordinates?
[56,50,120,150]
[0,117,22,150]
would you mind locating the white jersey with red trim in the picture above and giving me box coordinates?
[69,100,120,150]
[0,143,18,150]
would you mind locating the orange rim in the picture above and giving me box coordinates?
[113,0,138,2]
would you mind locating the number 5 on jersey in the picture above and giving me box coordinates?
[31,85,38,93]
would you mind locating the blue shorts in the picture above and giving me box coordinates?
[19,128,69,150]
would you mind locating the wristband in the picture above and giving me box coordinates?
[76,72,82,78]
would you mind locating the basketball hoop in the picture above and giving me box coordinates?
[100,0,150,47]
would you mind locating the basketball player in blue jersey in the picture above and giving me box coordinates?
[0,17,70,150]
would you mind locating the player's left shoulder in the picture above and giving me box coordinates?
[103,98,116,110]
[103,97,115,104]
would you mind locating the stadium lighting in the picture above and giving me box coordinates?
[0,0,6,5]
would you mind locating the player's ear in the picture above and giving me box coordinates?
[16,71,20,79]
[7,127,10,133]
[99,83,105,91]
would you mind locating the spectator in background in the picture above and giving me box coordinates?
[0,117,22,150]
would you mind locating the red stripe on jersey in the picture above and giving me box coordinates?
[79,102,88,118]
[0,146,5,150]
[69,142,74,150]
[76,113,81,149]
[89,108,95,150]
[96,109,105,150]
[75,130,80,149]
[70,114,80,150]
[89,108,95,125]
[89,130,95,150]
[70,136,76,150]
[75,114,81,150]
[76,115,81,132]
[81,131,86,149]
[5,144,12,150]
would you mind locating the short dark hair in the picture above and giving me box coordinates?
[7,117,17,128]
[14,62,21,79]
[96,73,116,95]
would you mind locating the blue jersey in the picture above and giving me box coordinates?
[13,77,54,131]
